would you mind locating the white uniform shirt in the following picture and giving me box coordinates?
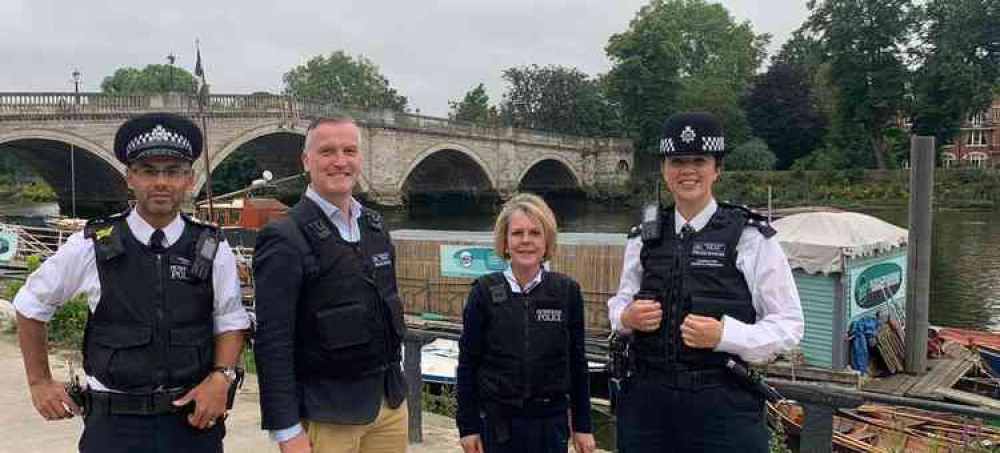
[606,199,804,364]
[13,210,251,391]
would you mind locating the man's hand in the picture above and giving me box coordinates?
[681,314,723,349]
[622,299,662,332]
[572,432,596,453]
[459,434,484,453]
[172,372,230,429]
[28,378,80,420]
[279,430,312,453]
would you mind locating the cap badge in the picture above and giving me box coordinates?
[680,126,697,144]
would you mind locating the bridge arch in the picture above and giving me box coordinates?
[0,129,127,214]
[400,143,496,195]
[194,123,376,197]
[516,155,581,192]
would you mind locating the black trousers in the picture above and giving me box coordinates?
[617,375,768,453]
[78,412,224,453]
[481,410,569,453]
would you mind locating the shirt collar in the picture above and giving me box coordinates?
[674,198,718,234]
[126,209,184,248]
[305,185,362,224]
[503,267,544,294]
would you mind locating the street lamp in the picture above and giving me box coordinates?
[166,53,176,92]
[71,69,81,105]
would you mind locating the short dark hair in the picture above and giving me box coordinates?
[302,115,361,154]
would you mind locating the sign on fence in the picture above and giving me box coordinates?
[0,227,18,262]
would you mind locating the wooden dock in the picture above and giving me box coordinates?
[862,341,979,399]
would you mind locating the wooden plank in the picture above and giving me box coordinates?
[935,388,1000,411]
[754,362,862,385]
[862,373,921,396]
[905,349,978,399]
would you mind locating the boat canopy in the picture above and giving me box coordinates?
[774,212,907,274]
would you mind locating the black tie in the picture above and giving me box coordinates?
[150,229,166,252]
[679,223,694,241]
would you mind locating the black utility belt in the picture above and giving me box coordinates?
[82,388,190,416]
[635,366,731,390]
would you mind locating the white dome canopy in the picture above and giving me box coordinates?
[774,211,908,274]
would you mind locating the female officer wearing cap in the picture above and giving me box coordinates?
[606,112,804,452]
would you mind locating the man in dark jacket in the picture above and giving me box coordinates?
[254,116,407,453]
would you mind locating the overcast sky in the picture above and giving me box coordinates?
[0,0,810,117]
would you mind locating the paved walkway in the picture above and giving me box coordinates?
[0,301,462,453]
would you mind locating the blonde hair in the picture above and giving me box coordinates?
[493,193,558,261]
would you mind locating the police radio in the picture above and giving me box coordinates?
[190,231,220,281]
[640,202,662,242]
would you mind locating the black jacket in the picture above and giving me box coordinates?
[253,197,405,430]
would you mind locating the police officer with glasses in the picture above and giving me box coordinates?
[14,112,250,453]
[607,112,804,452]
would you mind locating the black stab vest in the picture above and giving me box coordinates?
[286,198,405,379]
[477,271,573,408]
[83,214,217,392]
[634,204,757,371]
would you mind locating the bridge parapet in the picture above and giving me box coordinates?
[0,92,631,152]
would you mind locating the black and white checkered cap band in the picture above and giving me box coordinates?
[701,136,725,153]
[659,136,725,155]
[125,125,193,155]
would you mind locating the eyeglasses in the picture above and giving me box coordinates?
[132,167,191,180]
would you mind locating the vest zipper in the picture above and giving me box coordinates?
[155,252,167,388]
[522,293,531,397]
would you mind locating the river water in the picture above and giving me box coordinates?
[4,199,999,330]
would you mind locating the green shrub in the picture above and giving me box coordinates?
[422,384,458,418]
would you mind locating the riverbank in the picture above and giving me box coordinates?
[610,168,1000,210]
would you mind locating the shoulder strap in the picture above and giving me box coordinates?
[480,272,508,306]
[718,202,776,238]
[84,214,127,262]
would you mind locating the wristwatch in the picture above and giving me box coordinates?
[212,366,238,384]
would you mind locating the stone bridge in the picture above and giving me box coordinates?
[0,92,633,214]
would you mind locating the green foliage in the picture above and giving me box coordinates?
[790,146,847,171]
[746,62,828,170]
[605,0,769,173]
[422,384,457,418]
[768,421,792,453]
[449,83,491,126]
[16,182,57,202]
[5,256,88,346]
[807,0,918,169]
[211,149,261,196]
[727,139,777,171]
[48,296,88,347]
[910,0,1000,145]
[101,64,199,95]
[499,65,619,137]
[283,51,407,110]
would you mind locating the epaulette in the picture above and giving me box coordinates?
[84,211,128,239]
[361,207,384,232]
[627,224,642,239]
[181,213,219,231]
[720,202,776,239]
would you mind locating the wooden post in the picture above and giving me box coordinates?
[403,330,431,444]
[905,136,934,375]
[800,404,834,453]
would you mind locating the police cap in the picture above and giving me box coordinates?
[658,111,726,158]
[114,113,203,164]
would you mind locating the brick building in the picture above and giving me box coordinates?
[941,95,1000,168]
